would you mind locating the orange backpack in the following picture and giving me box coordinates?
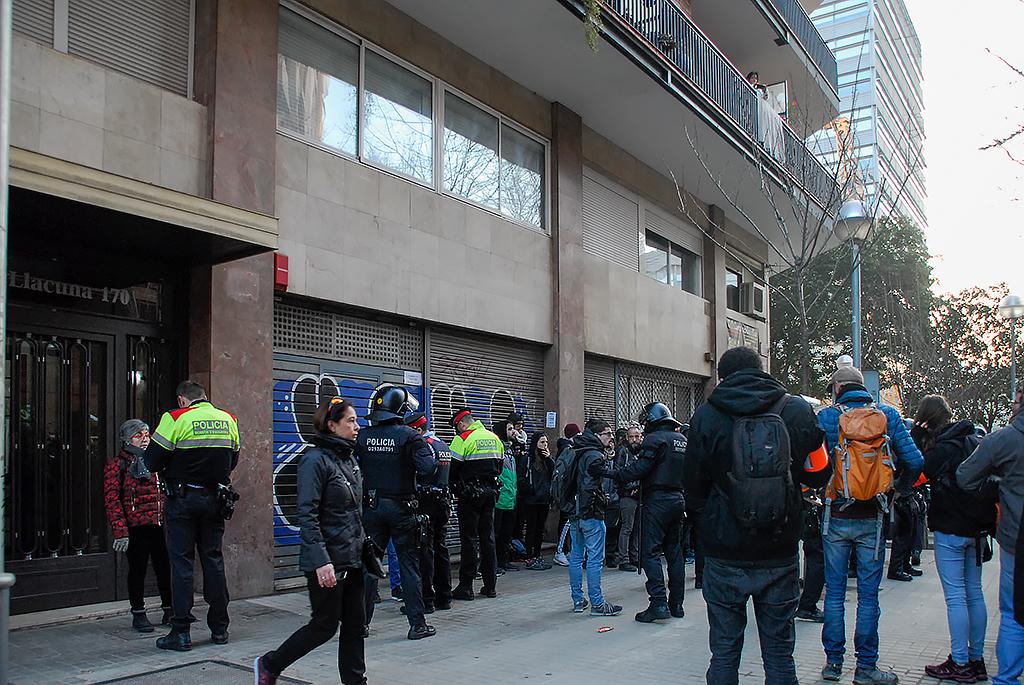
[826,404,894,504]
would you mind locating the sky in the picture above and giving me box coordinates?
[902,0,1024,295]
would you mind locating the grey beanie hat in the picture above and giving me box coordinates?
[119,419,149,447]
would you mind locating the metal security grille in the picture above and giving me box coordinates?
[582,170,640,271]
[428,329,546,444]
[68,0,192,96]
[274,301,422,370]
[583,355,616,425]
[616,361,704,425]
[12,0,53,45]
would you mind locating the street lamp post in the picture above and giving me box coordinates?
[834,199,875,368]
[999,294,1024,401]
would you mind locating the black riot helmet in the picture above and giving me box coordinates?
[367,384,419,423]
[639,402,682,430]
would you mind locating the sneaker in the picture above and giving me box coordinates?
[852,666,899,684]
[553,552,569,567]
[619,563,638,572]
[968,658,988,681]
[526,558,551,570]
[591,602,623,617]
[924,656,975,683]
[391,585,404,601]
[822,662,843,682]
[407,624,436,640]
[253,655,278,685]
[495,567,505,577]
[211,631,229,645]
[499,563,519,572]
[573,598,590,613]
[796,608,825,623]
[906,566,923,577]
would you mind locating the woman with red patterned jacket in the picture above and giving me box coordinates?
[103,419,172,633]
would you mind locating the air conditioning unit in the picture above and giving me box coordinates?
[739,282,767,320]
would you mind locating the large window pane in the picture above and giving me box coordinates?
[363,51,433,183]
[726,268,742,310]
[674,245,701,296]
[643,232,669,284]
[500,125,545,228]
[443,93,499,209]
[277,9,358,155]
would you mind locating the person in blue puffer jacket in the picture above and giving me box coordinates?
[816,364,923,685]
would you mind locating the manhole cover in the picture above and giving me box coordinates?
[92,659,310,684]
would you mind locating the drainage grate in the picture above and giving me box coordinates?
[91,660,310,684]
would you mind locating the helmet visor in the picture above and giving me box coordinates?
[405,393,420,412]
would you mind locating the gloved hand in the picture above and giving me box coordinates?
[113,537,129,553]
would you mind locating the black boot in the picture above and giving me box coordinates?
[160,607,173,626]
[669,603,685,619]
[635,603,671,623]
[887,561,912,582]
[131,609,154,634]
[156,631,192,652]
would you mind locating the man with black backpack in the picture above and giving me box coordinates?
[818,364,922,685]
[683,347,830,685]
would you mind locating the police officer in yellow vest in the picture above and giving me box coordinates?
[449,408,504,600]
[144,380,240,652]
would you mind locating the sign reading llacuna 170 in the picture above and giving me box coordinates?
[8,271,135,304]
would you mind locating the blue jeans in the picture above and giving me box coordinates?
[703,557,800,685]
[569,518,606,607]
[996,547,1024,685]
[934,531,986,663]
[822,517,885,669]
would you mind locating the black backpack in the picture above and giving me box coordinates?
[550,440,581,515]
[931,433,997,534]
[725,395,795,530]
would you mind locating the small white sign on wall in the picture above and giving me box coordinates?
[545,411,557,429]
[404,371,423,386]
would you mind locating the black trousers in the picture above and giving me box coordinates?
[523,502,549,559]
[798,510,825,612]
[495,507,516,568]
[363,498,424,628]
[126,524,172,611]
[889,503,919,571]
[684,521,706,582]
[418,494,452,607]
[456,488,497,591]
[264,569,366,685]
[605,505,621,566]
[641,491,687,607]
[165,489,229,633]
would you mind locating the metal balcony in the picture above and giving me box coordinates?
[595,0,837,209]
[763,0,838,88]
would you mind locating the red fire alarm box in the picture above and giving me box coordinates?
[274,253,289,291]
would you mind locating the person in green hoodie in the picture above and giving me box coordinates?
[494,420,520,573]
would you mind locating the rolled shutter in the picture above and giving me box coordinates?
[68,0,191,96]
[582,170,640,271]
[12,0,53,45]
[584,355,616,425]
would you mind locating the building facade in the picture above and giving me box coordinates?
[4,0,837,610]
[809,0,926,228]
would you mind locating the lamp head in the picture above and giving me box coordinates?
[835,199,873,243]
[999,294,1024,320]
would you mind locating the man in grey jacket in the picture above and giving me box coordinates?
[957,388,1024,685]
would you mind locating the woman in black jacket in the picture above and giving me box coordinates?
[912,395,995,683]
[521,432,554,570]
[255,398,367,685]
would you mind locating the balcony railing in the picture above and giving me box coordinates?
[767,0,838,89]
[600,0,837,208]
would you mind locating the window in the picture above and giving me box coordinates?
[726,268,743,310]
[443,93,500,209]
[363,51,434,184]
[277,9,359,155]
[643,231,700,296]
[275,6,549,231]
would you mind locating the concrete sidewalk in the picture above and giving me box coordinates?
[10,551,999,684]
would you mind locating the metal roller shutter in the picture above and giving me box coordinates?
[271,301,427,588]
[68,0,192,96]
[616,361,704,426]
[644,205,703,257]
[582,170,640,271]
[427,328,546,443]
[12,0,53,45]
[583,355,616,425]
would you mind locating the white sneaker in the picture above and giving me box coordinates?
[553,552,569,567]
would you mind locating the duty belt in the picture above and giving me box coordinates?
[417,485,449,496]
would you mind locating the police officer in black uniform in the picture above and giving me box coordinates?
[603,402,688,623]
[359,385,437,640]
[405,412,453,612]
